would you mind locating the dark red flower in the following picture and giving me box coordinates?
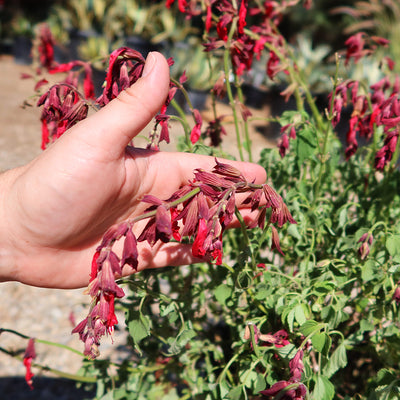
[393,283,400,305]
[121,228,139,270]
[35,23,55,70]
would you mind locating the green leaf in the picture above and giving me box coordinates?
[275,343,297,359]
[313,376,335,400]
[296,126,317,168]
[294,304,308,325]
[360,319,375,333]
[226,385,244,400]
[300,320,320,337]
[362,260,376,282]
[312,333,331,355]
[126,310,151,353]
[214,284,232,306]
[323,342,347,378]
[386,235,400,256]
[377,368,398,385]
[313,281,336,295]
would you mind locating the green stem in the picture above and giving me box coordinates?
[217,352,239,384]
[234,74,253,161]
[169,98,193,149]
[0,328,84,356]
[234,207,256,269]
[312,55,341,206]
[224,18,245,161]
[132,187,201,224]
[0,346,96,383]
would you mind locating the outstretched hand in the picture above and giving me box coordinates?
[0,52,266,289]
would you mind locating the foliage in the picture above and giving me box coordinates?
[3,1,400,400]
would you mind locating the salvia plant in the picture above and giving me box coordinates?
[2,1,400,399]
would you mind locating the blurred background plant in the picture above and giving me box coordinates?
[332,0,400,72]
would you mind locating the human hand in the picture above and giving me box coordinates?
[0,52,266,289]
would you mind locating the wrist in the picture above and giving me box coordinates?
[0,167,24,283]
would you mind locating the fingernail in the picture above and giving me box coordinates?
[142,52,156,77]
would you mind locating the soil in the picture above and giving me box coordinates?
[0,54,278,399]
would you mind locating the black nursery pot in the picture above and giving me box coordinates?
[124,36,159,58]
[12,35,32,65]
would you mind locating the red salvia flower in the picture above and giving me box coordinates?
[190,109,203,144]
[23,338,36,389]
[192,218,208,258]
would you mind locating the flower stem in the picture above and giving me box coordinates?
[224,18,245,161]
[234,74,253,161]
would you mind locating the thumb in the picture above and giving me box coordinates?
[72,52,170,158]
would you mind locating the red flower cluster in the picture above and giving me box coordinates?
[166,0,308,79]
[37,82,89,149]
[73,159,296,358]
[34,23,56,71]
[330,71,400,169]
[260,349,306,399]
[36,46,177,150]
[244,324,290,348]
[344,32,389,66]
[244,324,306,399]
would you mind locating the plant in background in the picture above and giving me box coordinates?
[2,1,400,399]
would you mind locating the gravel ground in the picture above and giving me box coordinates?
[0,54,276,399]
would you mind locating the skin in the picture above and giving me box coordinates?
[0,52,266,289]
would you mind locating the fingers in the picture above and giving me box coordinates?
[147,151,267,186]
[70,52,170,160]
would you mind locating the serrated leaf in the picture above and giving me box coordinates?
[386,235,400,256]
[126,311,151,353]
[323,343,347,378]
[275,343,297,359]
[313,376,335,400]
[296,126,317,168]
[226,385,244,400]
[294,304,308,325]
[300,320,320,336]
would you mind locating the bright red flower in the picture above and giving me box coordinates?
[192,218,208,258]
[190,109,202,143]
[23,338,36,389]
[238,0,248,34]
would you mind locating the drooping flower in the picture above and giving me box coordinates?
[23,338,36,389]
[357,232,373,260]
[190,109,203,144]
[192,218,208,258]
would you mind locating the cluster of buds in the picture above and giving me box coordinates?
[73,159,296,358]
[330,71,400,170]
[244,324,306,399]
[357,232,373,260]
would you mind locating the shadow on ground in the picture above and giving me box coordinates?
[0,377,95,400]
